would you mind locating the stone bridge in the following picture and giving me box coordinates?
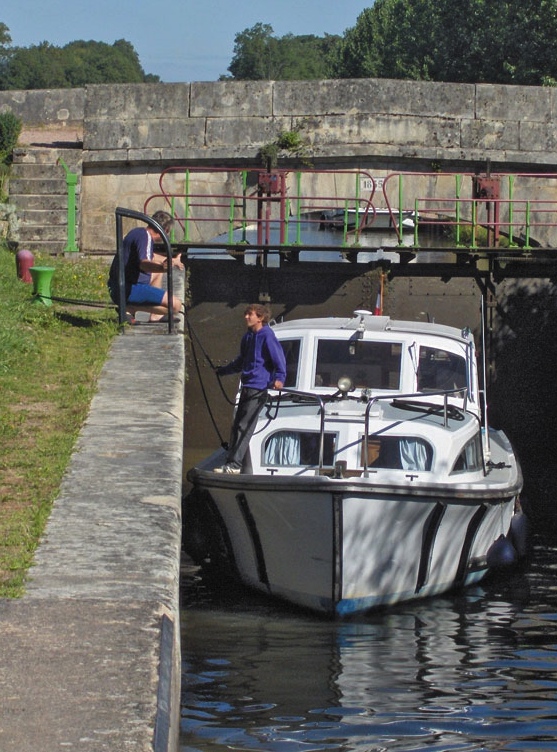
[2,78,557,255]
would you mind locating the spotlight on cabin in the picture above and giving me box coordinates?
[337,375,354,394]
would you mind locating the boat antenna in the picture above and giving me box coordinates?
[480,294,491,461]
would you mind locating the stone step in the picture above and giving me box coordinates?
[17,239,68,255]
[8,146,83,255]
[17,208,72,225]
[9,177,68,195]
[12,147,83,167]
[11,194,70,211]
[18,224,74,242]
[10,163,81,183]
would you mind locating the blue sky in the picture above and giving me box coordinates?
[1,0,372,83]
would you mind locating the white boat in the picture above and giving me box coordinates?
[185,311,525,617]
[320,207,416,231]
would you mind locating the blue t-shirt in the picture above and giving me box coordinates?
[108,226,154,296]
[220,325,287,390]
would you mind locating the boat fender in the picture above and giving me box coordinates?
[509,511,530,558]
[486,534,517,569]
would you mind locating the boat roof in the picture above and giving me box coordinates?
[271,312,473,344]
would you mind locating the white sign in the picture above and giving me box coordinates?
[361,178,384,191]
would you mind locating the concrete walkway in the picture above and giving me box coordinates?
[0,314,185,751]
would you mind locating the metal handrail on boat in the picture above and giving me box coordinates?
[273,389,327,469]
[362,388,469,474]
[271,386,470,474]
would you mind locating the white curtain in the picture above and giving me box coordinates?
[264,432,301,465]
[400,439,429,471]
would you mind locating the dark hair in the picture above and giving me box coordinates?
[245,303,271,324]
[151,210,173,235]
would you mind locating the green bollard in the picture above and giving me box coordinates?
[30,266,55,306]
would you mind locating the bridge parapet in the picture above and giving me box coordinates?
[141,165,557,280]
[3,79,557,254]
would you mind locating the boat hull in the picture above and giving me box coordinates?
[185,472,518,616]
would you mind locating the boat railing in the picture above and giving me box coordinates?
[362,388,469,473]
[272,389,327,469]
[273,386,470,473]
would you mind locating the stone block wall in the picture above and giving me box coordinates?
[1,79,557,253]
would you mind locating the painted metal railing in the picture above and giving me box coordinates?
[144,167,412,254]
[382,171,557,252]
[144,167,557,258]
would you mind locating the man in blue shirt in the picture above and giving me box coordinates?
[215,304,287,474]
[108,210,183,322]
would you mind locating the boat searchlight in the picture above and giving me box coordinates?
[337,375,354,394]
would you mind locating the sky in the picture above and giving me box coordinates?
[1,0,372,83]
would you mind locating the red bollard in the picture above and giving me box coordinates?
[16,249,35,283]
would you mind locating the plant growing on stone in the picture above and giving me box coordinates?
[258,126,311,169]
[0,110,22,165]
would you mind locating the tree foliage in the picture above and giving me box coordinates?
[226,23,339,80]
[0,26,159,90]
[330,0,557,85]
[0,110,22,162]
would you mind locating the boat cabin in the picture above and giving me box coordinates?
[247,312,483,479]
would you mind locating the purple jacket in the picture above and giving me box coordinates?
[219,325,286,390]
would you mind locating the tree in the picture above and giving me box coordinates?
[330,0,557,86]
[0,22,13,83]
[0,26,159,90]
[227,23,339,81]
[0,22,11,50]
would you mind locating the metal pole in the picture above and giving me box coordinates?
[57,157,79,254]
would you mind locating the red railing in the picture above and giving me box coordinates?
[144,168,557,257]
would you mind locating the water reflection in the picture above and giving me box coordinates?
[181,537,557,751]
[185,220,443,266]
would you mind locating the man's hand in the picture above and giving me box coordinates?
[273,380,284,390]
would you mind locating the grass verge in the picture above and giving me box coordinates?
[0,247,119,596]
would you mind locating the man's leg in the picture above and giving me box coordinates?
[226,388,268,469]
[127,283,182,322]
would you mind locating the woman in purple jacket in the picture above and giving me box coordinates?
[215,304,286,474]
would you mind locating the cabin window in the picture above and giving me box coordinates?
[264,431,336,467]
[314,340,402,389]
[280,339,301,388]
[451,435,483,473]
[361,435,433,471]
[417,346,467,392]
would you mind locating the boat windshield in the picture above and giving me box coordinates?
[280,339,301,388]
[314,340,402,389]
[417,346,467,392]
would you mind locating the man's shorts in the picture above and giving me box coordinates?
[127,283,165,306]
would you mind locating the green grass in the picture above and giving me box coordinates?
[0,247,119,596]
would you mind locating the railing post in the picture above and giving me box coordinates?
[455,174,463,247]
[295,172,303,245]
[57,157,79,254]
[508,175,516,247]
[397,173,404,243]
[184,170,191,242]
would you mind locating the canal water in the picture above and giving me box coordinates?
[180,530,557,752]
[180,220,557,751]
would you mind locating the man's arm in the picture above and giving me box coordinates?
[267,331,287,389]
[141,253,184,274]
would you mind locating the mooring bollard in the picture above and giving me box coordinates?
[15,249,35,283]
[29,266,55,306]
